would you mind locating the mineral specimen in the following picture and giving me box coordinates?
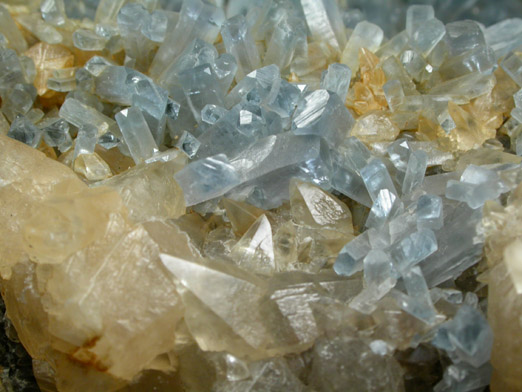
[0,1,521,391]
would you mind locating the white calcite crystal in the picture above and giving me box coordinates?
[0,1,522,391]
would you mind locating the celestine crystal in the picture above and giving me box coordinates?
[0,0,522,391]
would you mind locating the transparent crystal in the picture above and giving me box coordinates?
[141,10,169,42]
[501,51,522,87]
[221,15,261,82]
[341,21,383,74]
[40,0,66,26]
[176,131,200,158]
[174,154,240,206]
[406,5,434,37]
[40,118,72,152]
[410,18,445,56]
[115,107,158,164]
[320,63,351,102]
[292,90,354,146]
[73,124,98,159]
[416,194,443,230]
[72,29,108,51]
[0,5,27,53]
[299,0,346,54]
[390,228,438,274]
[7,115,41,148]
[445,21,486,57]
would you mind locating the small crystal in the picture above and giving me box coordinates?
[416,194,443,230]
[341,21,383,75]
[141,10,169,42]
[292,89,354,146]
[73,124,98,159]
[73,29,108,51]
[176,131,201,158]
[406,5,435,37]
[60,98,119,137]
[221,15,261,82]
[0,5,27,53]
[501,51,522,87]
[320,63,351,102]
[115,107,158,164]
[174,154,240,206]
[445,21,486,57]
[40,118,71,152]
[40,0,66,26]
[7,115,41,148]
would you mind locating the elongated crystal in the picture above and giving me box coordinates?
[341,21,383,75]
[115,107,158,164]
[320,63,351,102]
[59,98,119,137]
[174,154,240,206]
[221,15,261,82]
[0,5,27,53]
[299,0,346,55]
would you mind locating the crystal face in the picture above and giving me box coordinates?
[0,1,521,391]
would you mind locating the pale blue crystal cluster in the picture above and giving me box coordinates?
[1,0,522,391]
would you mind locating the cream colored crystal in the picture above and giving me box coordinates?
[484,183,522,391]
[95,158,187,223]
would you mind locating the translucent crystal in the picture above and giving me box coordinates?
[95,0,126,23]
[383,80,405,112]
[59,98,119,137]
[351,111,401,145]
[39,118,71,152]
[263,14,303,70]
[221,15,261,82]
[399,267,437,324]
[7,116,41,148]
[485,18,522,59]
[391,228,438,274]
[0,5,27,53]
[73,152,112,181]
[361,159,398,202]
[150,0,225,79]
[446,165,508,209]
[501,51,522,87]
[72,29,108,51]
[223,198,265,236]
[334,229,371,277]
[406,5,435,37]
[229,133,321,184]
[40,0,66,26]
[95,160,186,223]
[416,194,443,230]
[115,107,158,164]
[176,130,200,158]
[174,154,240,206]
[410,18,446,56]
[141,10,169,42]
[299,0,346,54]
[320,63,351,102]
[445,21,486,57]
[402,150,428,195]
[341,21,383,75]
[439,46,496,81]
[16,14,63,45]
[230,214,275,275]
[72,124,96,159]
[433,305,493,368]
[292,90,354,146]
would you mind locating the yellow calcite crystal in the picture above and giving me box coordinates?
[483,184,522,391]
[24,42,74,96]
[346,48,387,115]
[0,135,187,391]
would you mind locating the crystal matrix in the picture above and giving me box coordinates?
[0,1,521,391]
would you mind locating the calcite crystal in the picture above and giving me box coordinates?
[0,1,521,391]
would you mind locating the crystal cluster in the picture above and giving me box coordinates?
[0,1,521,391]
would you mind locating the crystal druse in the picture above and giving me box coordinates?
[0,0,522,391]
